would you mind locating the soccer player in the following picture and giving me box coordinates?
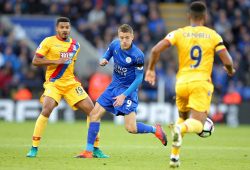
[145,1,235,168]
[26,17,108,158]
[75,24,167,158]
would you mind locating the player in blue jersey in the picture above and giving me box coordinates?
[76,24,167,158]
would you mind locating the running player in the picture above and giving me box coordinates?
[145,1,235,167]
[76,24,167,158]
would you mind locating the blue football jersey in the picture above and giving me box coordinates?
[103,39,144,88]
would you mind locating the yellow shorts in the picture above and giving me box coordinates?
[40,79,88,110]
[175,81,214,113]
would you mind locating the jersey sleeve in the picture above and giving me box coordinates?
[102,40,116,61]
[123,53,144,97]
[73,42,80,61]
[135,53,144,73]
[35,37,50,57]
[214,32,226,53]
[164,30,178,46]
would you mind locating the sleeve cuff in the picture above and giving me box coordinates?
[36,53,44,58]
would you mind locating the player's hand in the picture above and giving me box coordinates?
[145,70,156,86]
[223,66,236,76]
[113,94,126,107]
[100,58,108,66]
[55,57,70,65]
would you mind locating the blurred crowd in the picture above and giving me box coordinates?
[0,21,43,99]
[0,0,249,104]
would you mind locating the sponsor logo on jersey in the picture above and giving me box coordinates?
[114,63,127,76]
[60,52,73,64]
[60,52,70,58]
[136,66,144,70]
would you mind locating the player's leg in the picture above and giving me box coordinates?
[171,83,190,147]
[177,111,190,124]
[176,110,206,135]
[65,82,108,158]
[75,97,109,158]
[27,96,58,157]
[169,111,189,168]
[27,82,61,158]
[170,110,206,168]
[76,102,106,158]
[86,116,104,157]
[169,83,189,167]
[170,81,213,167]
[124,112,167,146]
[124,112,154,134]
[74,97,98,145]
[174,81,213,138]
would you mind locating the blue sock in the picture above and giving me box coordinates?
[136,122,156,133]
[86,122,100,152]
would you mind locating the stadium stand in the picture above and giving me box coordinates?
[0,0,249,103]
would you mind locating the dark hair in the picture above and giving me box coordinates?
[118,24,133,34]
[189,1,207,20]
[56,17,70,26]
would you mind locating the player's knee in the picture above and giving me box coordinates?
[125,124,137,134]
[41,106,53,117]
[89,112,100,122]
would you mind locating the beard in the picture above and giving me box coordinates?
[60,32,69,40]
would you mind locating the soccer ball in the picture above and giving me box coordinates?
[197,117,215,138]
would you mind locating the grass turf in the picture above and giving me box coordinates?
[0,121,249,170]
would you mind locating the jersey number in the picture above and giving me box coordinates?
[126,100,132,107]
[190,45,202,68]
[75,86,84,95]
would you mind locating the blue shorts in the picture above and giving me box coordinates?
[97,82,138,116]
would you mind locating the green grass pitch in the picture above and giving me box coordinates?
[0,121,249,170]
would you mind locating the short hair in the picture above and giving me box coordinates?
[118,24,133,34]
[189,1,207,20]
[56,17,70,26]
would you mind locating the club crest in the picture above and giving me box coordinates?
[126,57,132,63]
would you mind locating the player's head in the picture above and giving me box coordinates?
[188,1,207,24]
[118,24,134,50]
[56,17,71,40]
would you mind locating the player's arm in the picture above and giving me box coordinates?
[32,54,70,67]
[217,49,235,76]
[113,55,144,107]
[145,39,170,85]
[99,58,109,66]
[33,37,70,67]
[214,33,235,76]
[123,69,143,97]
[100,41,115,66]
[113,68,143,107]
[147,39,170,70]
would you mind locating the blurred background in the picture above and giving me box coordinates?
[0,0,249,126]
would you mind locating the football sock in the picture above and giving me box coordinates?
[86,122,100,152]
[136,122,156,133]
[176,117,185,137]
[170,147,180,159]
[170,117,185,157]
[86,116,100,148]
[178,118,203,134]
[32,114,48,147]
[171,146,180,155]
[176,117,185,124]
